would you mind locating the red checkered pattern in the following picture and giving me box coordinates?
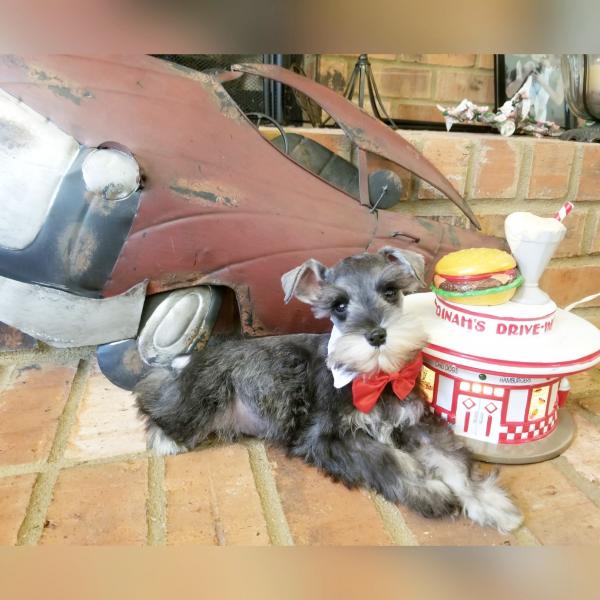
[498,409,558,444]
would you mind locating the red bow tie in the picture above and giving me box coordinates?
[351,352,423,413]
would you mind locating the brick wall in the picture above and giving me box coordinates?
[317,54,495,123]
[262,127,600,328]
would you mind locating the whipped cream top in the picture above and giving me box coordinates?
[505,211,566,243]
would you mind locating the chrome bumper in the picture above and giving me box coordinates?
[0,276,147,348]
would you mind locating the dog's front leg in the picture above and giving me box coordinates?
[396,421,523,533]
[293,425,458,519]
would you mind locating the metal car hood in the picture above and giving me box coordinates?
[0,55,504,339]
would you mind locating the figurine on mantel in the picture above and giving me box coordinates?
[404,201,600,464]
[437,73,563,138]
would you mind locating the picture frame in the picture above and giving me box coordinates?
[495,54,573,128]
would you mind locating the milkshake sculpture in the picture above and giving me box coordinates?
[404,205,600,464]
[505,211,567,305]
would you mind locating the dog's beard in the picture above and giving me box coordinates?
[327,313,427,375]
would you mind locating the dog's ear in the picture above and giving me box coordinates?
[281,259,327,304]
[378,246,426,290]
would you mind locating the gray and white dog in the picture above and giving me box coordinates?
[135,247,522,533]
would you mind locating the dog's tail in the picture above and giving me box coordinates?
[134,363,187,455]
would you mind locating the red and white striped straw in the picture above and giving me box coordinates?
[553,201,574,222]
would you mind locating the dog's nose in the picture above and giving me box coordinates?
[366,327,387,347]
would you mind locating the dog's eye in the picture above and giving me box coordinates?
[382,286,399,302]
[332,301,347,315]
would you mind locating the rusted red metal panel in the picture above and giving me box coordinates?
[231,63,481,228]
[0,55,505,337]
[367,212,506,283]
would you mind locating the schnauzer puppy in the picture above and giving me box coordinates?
[135,247,522,533]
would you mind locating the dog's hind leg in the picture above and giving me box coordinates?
[146,423,188,456]
[134,365,224,455]
[408,425,523,533]
[294,426,459,519]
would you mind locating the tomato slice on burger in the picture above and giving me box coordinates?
[441,268,517,283]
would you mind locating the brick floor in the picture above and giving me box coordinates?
[267,447,392,545]
[0,365,77,466]
[40,460,148,545]
[0,474,37,544]
[396,503,515,546]
[563,413,600,484]
[500,462,600,545]
[0,355,598,546]
[65,362,146,462]
[165,445,269,545]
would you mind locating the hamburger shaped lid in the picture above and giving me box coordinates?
[432,248,523,306]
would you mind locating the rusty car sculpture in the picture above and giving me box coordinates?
[0,55,504,388]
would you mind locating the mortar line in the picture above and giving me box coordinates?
[0,450,151,479]
[0,449,173,477]
[574,403,600,428]
[565,142,585,203]
[514,139,534,201]
[371,494,418,546]
[463,137,480,206]
[581,208,599,255]
[59,450,150,471]
[431,65,493,76]
[361,61,491,76]
[16,468,61,546]
[430,69,438,102]
[207,470,226,545]
[47,359,92,463]
[407,196,600,213]
[16,358,91,545]
[0,462,48,479]
[538,255,600,268]
[512,525,541,546]
[245,439,294,546]
[146,454,167,545]
[393,98,444,108]
[552,456,600,510]
[0,345,95,367]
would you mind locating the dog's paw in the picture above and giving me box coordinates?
[468,500,523,534]
[492,503,523,534]
[464,475,523,533]
[147,425,187,456]
[409,479,461,520]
